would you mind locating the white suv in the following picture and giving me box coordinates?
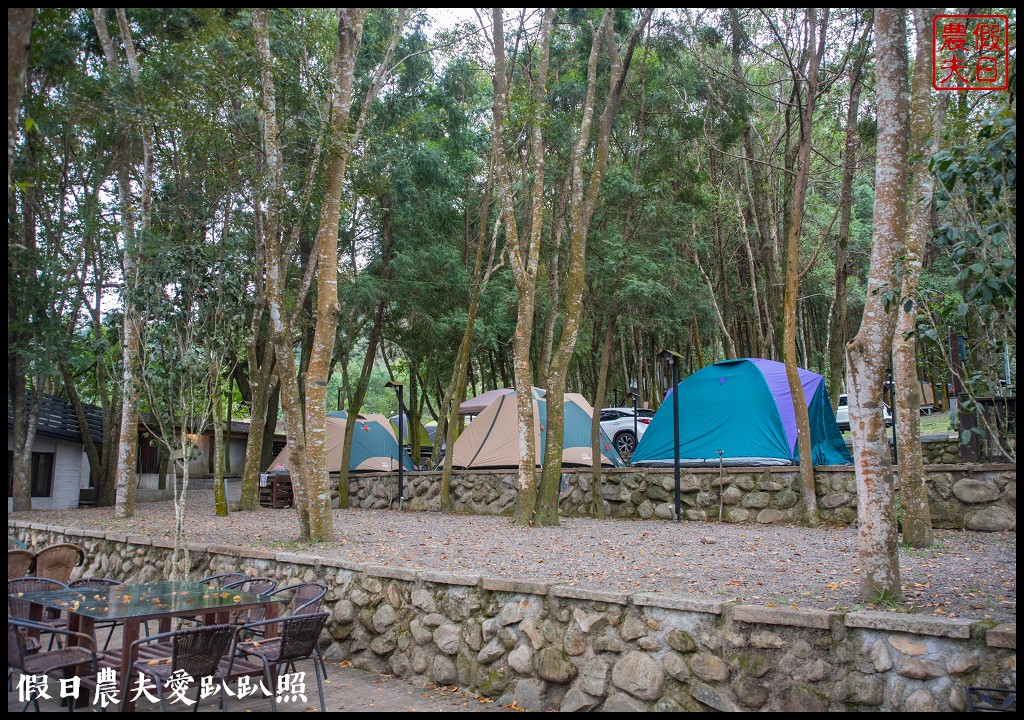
[836,393,894,432]
[600,407,654,455]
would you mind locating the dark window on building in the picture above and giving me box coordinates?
[7,451,55,498]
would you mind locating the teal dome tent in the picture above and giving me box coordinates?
[631,358,852,467]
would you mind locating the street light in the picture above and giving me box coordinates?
[627,381,639,454]
[884,368,897,465]
[385,380,405,510]
[657,349,683,522]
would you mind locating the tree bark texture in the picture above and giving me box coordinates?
[827,20,871,412]
[782,8,827,527]
[7,8,33,188]
[846,7,910,603]
[490,8,554,526]
[895,9,940,549]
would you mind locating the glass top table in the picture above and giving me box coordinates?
[20,580,270,620]
[20,579,279,711]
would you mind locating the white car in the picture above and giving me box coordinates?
[600,407,654,455]
[836,393,894,432]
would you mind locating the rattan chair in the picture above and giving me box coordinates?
[242,581,328,675]
[197,572,248,589]
[68,577,124,651]
[8,549,35,578]
[120,623,237,712]
[33,543,85,584]
[229,612,330,713]
[270,582,328,617]
[9,577,72,651]
[223,577,279,625]
[9,617,102,712]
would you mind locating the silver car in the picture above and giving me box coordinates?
[836,393,894,432]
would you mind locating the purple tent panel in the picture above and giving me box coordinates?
[748,358,822,456]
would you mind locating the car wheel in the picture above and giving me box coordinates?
[614,431,636,455]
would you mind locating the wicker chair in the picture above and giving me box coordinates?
[32,544,85,584]
[269,582,328,617]
[9,577,72,651]
[68,577,124,651]
[241,581,328,675]
[229,612,330,712]
[9,617,102,712]
[197,572,247,589]
[8,549,35,578]
[223,577,279,625]
[120,623,237,712]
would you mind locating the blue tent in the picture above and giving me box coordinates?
[267,416,414,473]
[631,358,852,467]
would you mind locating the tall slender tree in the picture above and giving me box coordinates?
[846,7,910,602]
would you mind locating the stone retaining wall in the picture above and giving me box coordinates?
[10,522,1015,712]
[341,464,1015,532]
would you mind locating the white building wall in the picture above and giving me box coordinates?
[7,431,87,511]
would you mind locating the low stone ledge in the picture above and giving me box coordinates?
[319,556,365,572]
[845,610,974,639]
[126,534,151,546]
[363,564,421,582]
[275,551,317,566]
[239,548,278,561]
[731,604,836,630]
[44,524,65,534]
[632,592,727,615]
[481,576,551,596]
[187,542,212,555]
[29,522,49,531]
[551,585,629,605]
[104,532,129,543]
[151,538,177,549]
[206,544,241,557]
[63,527,87,538]
[420,570,481,587]
[987,623,1015,649]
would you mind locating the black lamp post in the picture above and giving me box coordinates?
[884,368,897,465]
[627,382,640,453]
[385,380,405,509]
[657,349,682,522]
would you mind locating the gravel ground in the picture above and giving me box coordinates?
[11,486,1015,624]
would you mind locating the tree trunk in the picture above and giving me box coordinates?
[827,19,870,412]
[8,356,43,511]
[490,8,554,527]
[847,7,910,603]
[58,355,104,495]
[782,9,827,528]
[590,311,617,518]
[7,9,33,188]
[896,9,940,549]
[537,9,651,527]
[439,161,495,511]
[213,367,228,517]
[94,9,153,520]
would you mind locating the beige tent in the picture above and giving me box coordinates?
[267,416,412,473]
[447,388,624,469]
